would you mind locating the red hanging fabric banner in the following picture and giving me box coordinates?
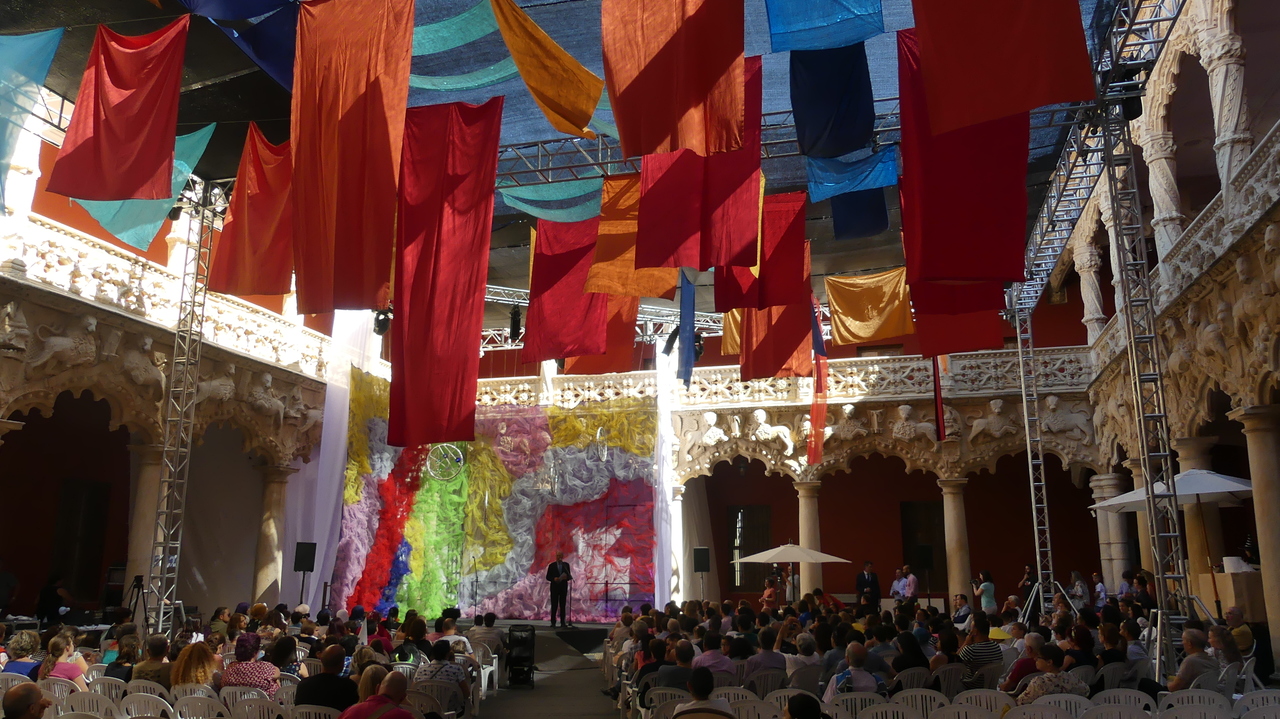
[702,55,764,268]
[915,310,1007,358]
[601,0,744,158]
[909,279,1006,315]
[46,17,190,201]
[564,294,640,374]
[208,123,294,296]
[389,98,504,447]
[898,30,1028,286]
[292,0,414,314]
[520,217,610,364]
[913,0,1094,135]
[932,356,947,440]
[714,191,809,311]
[635,148,704,269]
[807,354,828,466]
[583,174,680,298]
[739,304,812,381]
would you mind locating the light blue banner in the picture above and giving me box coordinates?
[806,146,897,203]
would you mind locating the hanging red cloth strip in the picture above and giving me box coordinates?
[635,148,704,269]
[915,310,1007,358]
[291,0,413,314]
[520,217,610,364]
[563,294,640,374]
[389,98,504,447]
[909,279,1006,315]
[739,304,812,380]
[208,123,294,296]
[913,0,1093,135]
[714,191,809,311]
[601,0,744,158]
[807,296,828,466]
[46,17,189,201]
[898,30,1028,286]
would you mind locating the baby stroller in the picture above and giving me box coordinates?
[507,624,536,687]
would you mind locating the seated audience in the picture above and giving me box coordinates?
[36,637,86,691]
[336,672,413,719]
[673,667,731,717]
[3,632,41,680]
[1225,606,1253,653]
[823,643,877,701]
[412,641,469,714]
[2,683,53,719]
[999,633,1045,692]
[466,613,504,658]
[958,615,1003,689]
[657,640,696,689]
[1209,624,1244,667]
[890,631,931,674]
[690,632,733,673]
[170,641,220,687]
[1138,629,1217,698]
[356,665,388,702]
[783,632,822,675]
[951,595,972,625]
[131,635,173,690]
[105,635,140,682]
[785,693,823,719]
[296,646,360,712]
[221,633,280,698]
[1017,645,1089,705]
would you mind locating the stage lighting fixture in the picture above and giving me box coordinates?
[509,305,522,338]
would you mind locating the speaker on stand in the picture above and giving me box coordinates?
[294,542,317,605]
[693,547,710,601]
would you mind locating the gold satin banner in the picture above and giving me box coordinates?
[824,267,916,345]
[490,0,603,139]
[583,174,679,298]
[720,308,742,355]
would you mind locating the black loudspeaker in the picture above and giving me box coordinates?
[693,547,710,574]
[294,542,317,573]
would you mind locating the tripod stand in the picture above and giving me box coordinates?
[125,575,151,634]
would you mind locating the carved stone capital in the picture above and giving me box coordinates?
[937,477,968,495]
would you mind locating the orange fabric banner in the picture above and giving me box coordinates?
[824,268,915,345]
[739,304,812,380]
[583,174,679,298]
[563,294,640,374]
[601,0,744,158]
[490,0,603,139]
[208,123,293,296]
[720,308,742,355]
[291,0,413,314]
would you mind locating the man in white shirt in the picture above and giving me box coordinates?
[1092,572,1107,610]
[902,566,918,604]
[673,668,732,717]
[822,643,878,702]
[889,569,907,602]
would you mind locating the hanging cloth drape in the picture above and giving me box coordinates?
[739,304,812,380]
[823,268,915,345]
[176,0,298,90]
[0,29,62,209]
[635,149,704,269]
[498,177,602,223]
[807,296,828,465]
[292,0,413,314]
[831,189,888,240]
[909,280,1006,315]
[389,98,503,447]
[75,124,216,251]
[563,294,640,374]
[490,0,603,138]
[915,310,1006,358]
[913,0,1093,135]
[806,146,896,202]
[898,30,1027,286]
[677,271,696,387]
[207,122,293,296]
[790,42,874,158]
[714,192,809,311]
[721,308,742,355]
[520,217,609,364]
[583,174,679,298]
[763,0,883,52]
[46,17,189,201]
[601,0,744,158]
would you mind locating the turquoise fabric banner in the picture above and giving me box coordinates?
[412,1,498,55]
[409,58,519,92]
[496,176,602,202]
[806,146,897,202]
[498,191,601,223]
[0,29,63,208]
[75,124,217,250]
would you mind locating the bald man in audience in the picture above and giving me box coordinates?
[337,672,415,719]
[3,684,52,719]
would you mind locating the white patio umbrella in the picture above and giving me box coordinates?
[733,544,851,604]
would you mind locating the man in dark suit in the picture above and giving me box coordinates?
[855,561,881,607]
[545,551,572,628]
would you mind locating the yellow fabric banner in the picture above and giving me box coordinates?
[720,308,742,355]
[824,267,916,345]
[583,174,679,298]
[491,0,604,139]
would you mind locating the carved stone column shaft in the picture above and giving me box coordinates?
[1227,406,1280,671]
[1075,244,1108,343]
[1172,437,1224,600]
[1140,131,1183,260]
[126,444,164,591]
[795,481,823,595]
[1123,459,1156,573]
[1203,37,1252,188]
[938,478,971,604]
[253,466,297,604]
[1090,474,1130,590]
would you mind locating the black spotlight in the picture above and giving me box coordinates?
[167,205,183,221]
[509,305,522,338]
[373,306,393,335]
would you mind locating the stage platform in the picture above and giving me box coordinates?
[486,619,612,656]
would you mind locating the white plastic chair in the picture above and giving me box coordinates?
[128,680,173,703]
[61,714,101,719]
[891,689,949,719]
[789,665,822,695]
[1240,659,1262,695]
[92,677,129,704]
[405,692,445,718]
[747,670,787,700]
[0,674,33,693]
[1243,708,1280,719]
[973,664,1004,691]
[119,693,175,719]
[832,692,887,719]
[653,699,684,719]
[731,700,782,719]
[1079,707,1150,719]
[1093,663,1126,693]
[712,688,757,705]
[294,647,310,663]
[276,685,296,707]
[277,674,300,688]
[1159,690,1232,713]
[764,689,818,711]
[412,679,467,718]
[931,664,966,700]
[291,707,339,719]
[1031,693,1091,718]
[1236,692,1280,718]
[171,685,218,701]
[174,696,230,719]
[713,672,739,689]
[229,698,286,719]
[859,704,924,719]
[891,668,933,693]
[218,687,269,708]
[1091,689,1154,712]
[392,663,418,679]
[1067,665,1096,688]
[86,665,108,683]
[68,690,121,719]
[953,690,1015,715]
[929,705,996,719]
[1219,663,1243,701]
[1002,706,1074,719]
[39,678,78,703]
[302,660,322,677]
[1159,705,1232,719]
[650,688,693,709]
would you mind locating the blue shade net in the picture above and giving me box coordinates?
[410,1,518,91]
[0,29,62,209]
[805,145,896,202]
[677,270,695,387]
[175,0,297,90]
[764,0,883,52]
[75,124,217,251]
[790,42,875,158]
[496,177,603,222]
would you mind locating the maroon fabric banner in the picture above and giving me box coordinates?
[635,148,704,269]
[389,98,503,447]
[739,304,812,381]
[292,0,413,314]
[520,217,609,364]
[714,192,809,311]
[914,0,1094,135]
[909,279,1006,315]
[898,30,1028,286]
[46,17,189,201]
[702,55,764,268]
[915,310,1007,358]
[563,294,640,374]
[208,123,293,296]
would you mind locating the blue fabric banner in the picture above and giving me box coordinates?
[790,42,875,158]
[806,146,896,202]
[498,192,601,222]
[75,125,217,250]
[764,0,883,52]
[0,29,62,209]
[211,5,298,91]
[497,177,602,201]
[830,188,888,240]
[177,0,290,20]
[678,270,695,387]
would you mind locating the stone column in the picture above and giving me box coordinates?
[1139,131,1184,260]
[670,485,686,603]
[1123,459,1156,572]
[937,478,971,603]
[252,466,297,604]
[1091,474,1132,589]
[1074,243,1109,342]
[1096,184,1125,312]
[1228,405,1280,672]
[1171,437,1225,601]
[126,444,164,591]
[794,481,823,595]
[1202,35,1252,188]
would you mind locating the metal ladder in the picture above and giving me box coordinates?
[146,178,228,636]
